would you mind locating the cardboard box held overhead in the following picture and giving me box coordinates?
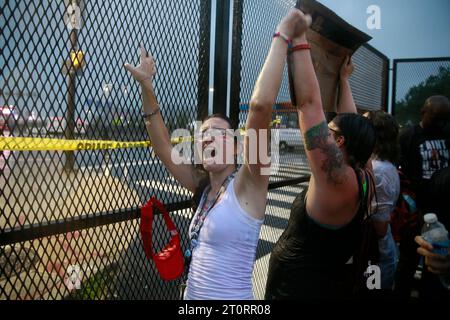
[290,0,372,113]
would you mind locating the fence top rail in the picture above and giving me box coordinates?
[393,57,450,64]
[362,43,389,62]
[0,175,311,246]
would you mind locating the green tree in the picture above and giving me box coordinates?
[395,66,450,127]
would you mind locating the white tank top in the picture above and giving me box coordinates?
[184,178,264,300]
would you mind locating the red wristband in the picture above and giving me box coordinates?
[290,43,311,53]
[273,32,292,49]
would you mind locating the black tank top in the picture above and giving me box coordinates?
[265,171,366,299]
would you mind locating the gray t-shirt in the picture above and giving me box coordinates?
[371,159,400,222]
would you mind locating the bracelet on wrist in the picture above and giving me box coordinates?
[273,32,292,49]
[289,43,311,54]
[142,105,160,121]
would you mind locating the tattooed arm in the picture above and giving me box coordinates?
[289,10,359,224]
[304,121,346,185]
[289,12,349,187]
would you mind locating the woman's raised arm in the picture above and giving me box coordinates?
[125,46,198,193]
[337,55,357,114]
[239,9,310,186]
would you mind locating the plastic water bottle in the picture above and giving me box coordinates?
[421,213,450,290]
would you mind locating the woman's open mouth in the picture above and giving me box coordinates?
[202,145,217,161]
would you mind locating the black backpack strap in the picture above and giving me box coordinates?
[351,167,379,295]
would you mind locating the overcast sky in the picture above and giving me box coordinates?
[317,0,450,59]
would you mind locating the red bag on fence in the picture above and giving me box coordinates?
[140,197,184,281]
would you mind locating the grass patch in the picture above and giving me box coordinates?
[65,263,119,300]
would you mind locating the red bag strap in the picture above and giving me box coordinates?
[140,197,179,260]
[140,198,155,259]
[150,197,178,234]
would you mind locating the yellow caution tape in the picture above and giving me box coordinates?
[0,122,279,152]
[0,136,193,151]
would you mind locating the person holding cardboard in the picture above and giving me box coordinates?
[265,8,377,299]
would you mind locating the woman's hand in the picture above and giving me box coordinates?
[276,8,312,41]
[124,45,156,86]
[415,236,450,275]
[340,55,355,81]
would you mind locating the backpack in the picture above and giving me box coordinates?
[390,169,420,243]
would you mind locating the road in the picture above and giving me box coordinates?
[0,144,310,299]
[2,145,309,203]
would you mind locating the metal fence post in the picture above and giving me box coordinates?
[197,0,212,122]
[383,59,390,112]
[212,0,232,116]
[391,59,398,116]
[229,0,244,129]
[64,27,77,172]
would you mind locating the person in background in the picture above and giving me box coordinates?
[399,95,450,210]
[415,166,450,300]
[365,110,401,290]
[396,95,450,297]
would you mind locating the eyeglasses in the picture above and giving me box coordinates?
[328,126,338,133]
[328,126,342,138]
[196,127,234,141]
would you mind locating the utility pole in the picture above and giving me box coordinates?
[64,27,77,172]
[63,0,83,172]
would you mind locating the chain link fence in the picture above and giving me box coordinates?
[1,0,209,300]
[350,44,389,112]
[1,0,389,300]
[392,58,450,127]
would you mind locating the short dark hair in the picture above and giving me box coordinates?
[366,111,400,164]
[203,113,235,129]
[421,95,450,129]
[423,95,450,112]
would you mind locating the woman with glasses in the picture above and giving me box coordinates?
[124,9,311,299]
[265,17,377,299]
